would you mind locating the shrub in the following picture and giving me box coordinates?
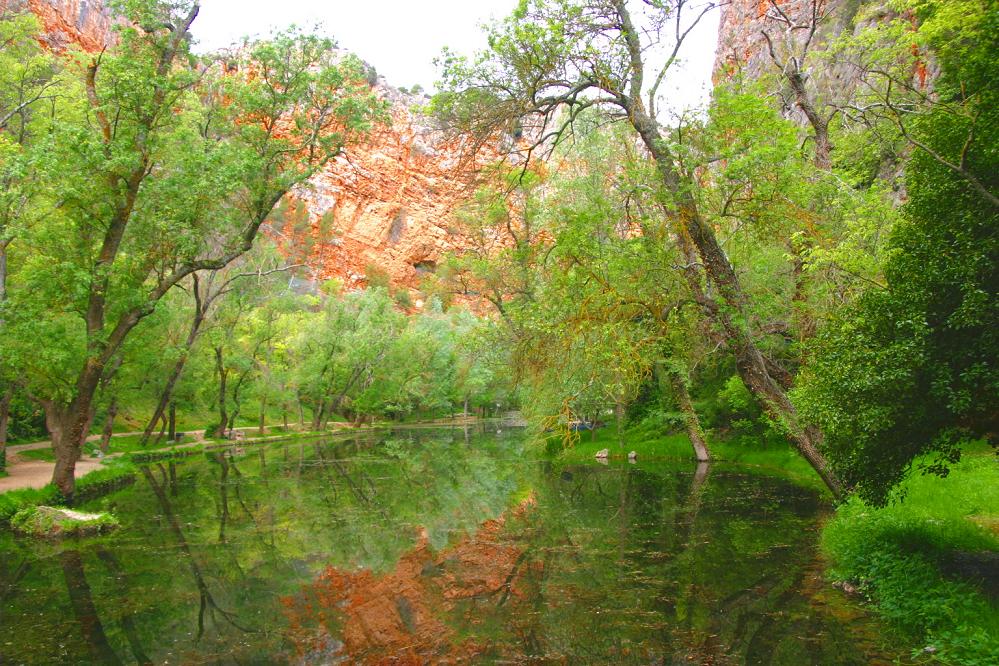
[822,455,999,665]
[0,486,59,523]
[128,446,201,463]
[75,461,138,501]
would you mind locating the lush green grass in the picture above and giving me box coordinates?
[0,485,60,523]
[822,450,999,665]
[545,421,827,492]
[0,458,138,523]
[15,448,56,462]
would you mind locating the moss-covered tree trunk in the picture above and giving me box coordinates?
[663,366,710,463]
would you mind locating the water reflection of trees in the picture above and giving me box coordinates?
[280,457,885,664]
[0,429,527,662]
[0,430,894,664]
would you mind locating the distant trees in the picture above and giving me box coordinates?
[292,286,505,428]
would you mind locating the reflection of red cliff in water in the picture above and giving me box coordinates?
[282,499,539,664]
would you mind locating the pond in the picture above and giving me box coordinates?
[0,426,910,664]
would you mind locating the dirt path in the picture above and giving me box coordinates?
[5,429,208,454]
[1,430,203,494]
[0,453,104,493]
[0,426,289,494]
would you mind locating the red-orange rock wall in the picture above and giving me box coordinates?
[20,0,497,308]
[277,87,493,305]
[23,0,116,51]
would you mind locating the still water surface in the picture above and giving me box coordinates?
[0,427,909,664]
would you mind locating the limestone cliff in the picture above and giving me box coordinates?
[713,0,873,81]
[274,85,490,304]
[24,0,117,51]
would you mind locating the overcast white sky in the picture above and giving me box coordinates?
[192,0,720,114]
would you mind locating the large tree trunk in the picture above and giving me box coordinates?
[631,110,844,499]
[0,387,12,473]
[46,370,101,501]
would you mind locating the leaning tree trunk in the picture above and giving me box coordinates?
[138,306,205,446]
[664,366,711,463]
[631,110,844,499]
[152,412,167,447]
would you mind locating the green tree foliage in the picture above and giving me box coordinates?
[0,0,384,497]
[794,0,999,504]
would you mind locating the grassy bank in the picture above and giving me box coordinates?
[0,458,139,523]
[822,447,999,665]
[545,421,827,493]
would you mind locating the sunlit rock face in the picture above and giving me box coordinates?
[24,0,117,51]
[276,84,492,298]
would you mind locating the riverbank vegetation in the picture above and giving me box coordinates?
[428,0,996,661]
[0,0,995,662]
[0,1,509,498]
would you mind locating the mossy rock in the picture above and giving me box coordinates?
[10,506,120,538]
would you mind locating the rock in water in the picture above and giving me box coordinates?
[595,448,609,460]
[10,506,120,538]
[628,451,637,461]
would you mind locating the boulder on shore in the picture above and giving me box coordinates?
[10,506,120,538]
[595,448,609,460]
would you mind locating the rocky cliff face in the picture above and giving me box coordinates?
[24,0,117,51]
[276,86,491,304]
[713,0,870,81]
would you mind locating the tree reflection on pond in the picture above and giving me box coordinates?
[0,427,908,664]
